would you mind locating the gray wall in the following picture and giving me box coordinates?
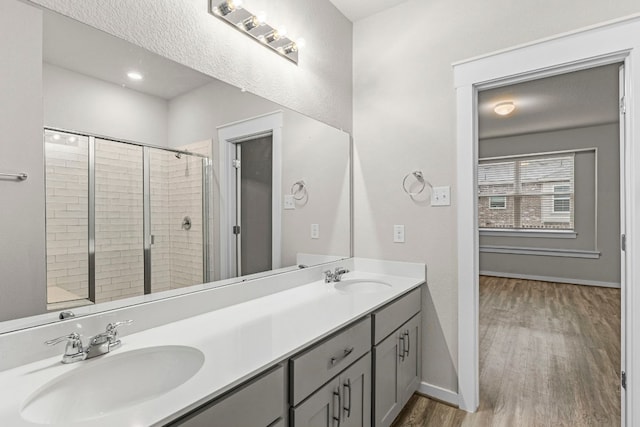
[0,1,46,321]
[353,0,640,394]
[479,124,620,285]
[43,63,169,146]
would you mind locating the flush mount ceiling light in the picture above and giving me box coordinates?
[494,101,516,116]
[209,0,301,64]
[127,71,144,81]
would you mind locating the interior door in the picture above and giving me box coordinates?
[618,63,627,426]
[235,135,273,276]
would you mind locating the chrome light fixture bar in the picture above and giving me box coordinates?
[209,0,300,64]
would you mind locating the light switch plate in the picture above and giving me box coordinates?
[284,195,295,210]
[393,225,405,243]
[431,186,451,206]
[311,223,320,239]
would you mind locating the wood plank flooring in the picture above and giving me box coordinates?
[393,276,621,427]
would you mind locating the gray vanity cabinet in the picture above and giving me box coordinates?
[292,353,371,427]
[372,288,422,427]
[168,365,285,427]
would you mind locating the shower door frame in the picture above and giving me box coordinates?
[45,127,211,304]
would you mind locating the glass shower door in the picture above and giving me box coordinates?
[149,148,205,292]
[94,139,144,304]
[44,130,90,307]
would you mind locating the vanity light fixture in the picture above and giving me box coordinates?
[494,101,516,116]
[208,0,301,64]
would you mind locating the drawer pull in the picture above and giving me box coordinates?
[330,347,354,367]
[333,389,341,427]
[399,335,405,361]
[404,330,410,357]
[343,378,352,418]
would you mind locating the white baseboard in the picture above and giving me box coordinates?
[417,382,459,407]
[480,271,620,288]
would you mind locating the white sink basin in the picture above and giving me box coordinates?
[334,279,392,293]
[21,345,204,424]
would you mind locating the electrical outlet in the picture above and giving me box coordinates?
[393,225,405,243]
[431,186,451,206]
[284,195,295,210]
[311,223,320,239]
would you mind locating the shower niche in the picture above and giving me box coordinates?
[45,129,210,308]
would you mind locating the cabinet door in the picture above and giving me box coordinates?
[373,331,402,427]
[340,354,371,427]
[399,313,421,406]
[292,377,340,427]
[170,366,284,427]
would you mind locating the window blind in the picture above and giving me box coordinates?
[478,153,575,230]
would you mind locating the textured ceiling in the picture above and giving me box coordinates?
[43,11,213,100]
[478,64,620,139]
[328,0,408,21]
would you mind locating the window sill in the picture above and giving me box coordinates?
[479,229,577,239]
[480,245,600,259]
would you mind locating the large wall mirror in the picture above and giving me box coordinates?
[0,1,351,331]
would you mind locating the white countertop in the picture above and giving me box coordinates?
[0,269,423,427]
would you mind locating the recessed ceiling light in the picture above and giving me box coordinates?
[494,101,516,116]
[127,71,144,81]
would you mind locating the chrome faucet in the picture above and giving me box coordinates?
[323,267,350,283]
[46,320,133,364]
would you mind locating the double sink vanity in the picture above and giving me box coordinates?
[0,258,425,427]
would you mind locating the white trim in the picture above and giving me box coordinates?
[480,245,600,259]
[217,111,283,278]
[417,382,459,407]
[480,271,620,289]
[455,16,640,423]
[480,229,577,238]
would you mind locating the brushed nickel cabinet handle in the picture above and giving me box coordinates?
[343,378,352,418]
[333,389,341,427]
[330,347,354,366]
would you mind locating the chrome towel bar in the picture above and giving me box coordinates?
[0,172,28,181]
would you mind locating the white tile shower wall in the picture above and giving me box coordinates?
[45,133,89,302]
[94,139,144,304]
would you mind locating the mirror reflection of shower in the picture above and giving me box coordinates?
[44,129,211,310]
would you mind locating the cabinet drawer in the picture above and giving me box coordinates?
[170,365,284,427]
[373,288,421,345]
[290,317,371,405]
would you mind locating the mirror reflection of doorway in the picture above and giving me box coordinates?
[234,134,273,276]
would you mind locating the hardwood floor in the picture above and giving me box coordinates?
[393,276,621,427]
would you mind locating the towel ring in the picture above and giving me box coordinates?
[402,171,431,196]
[291,180,307,200]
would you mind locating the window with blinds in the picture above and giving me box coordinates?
[478,153,575,231]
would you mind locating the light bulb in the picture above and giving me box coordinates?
[52,134,61,140]
[494,101,515,116]
[278,26,288,37]
[296,38,306,49]
[256,11,267,25]
[68,136,77,143]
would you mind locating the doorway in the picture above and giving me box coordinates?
[217,111,283,279]
[234,134,274,276]
[472,63,623,424]
[454,17,640,425]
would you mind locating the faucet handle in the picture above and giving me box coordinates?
[45,332,81,347]
[45,332,85,363]
[106,320,133,333]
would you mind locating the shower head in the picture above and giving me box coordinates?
[175,153,182,159]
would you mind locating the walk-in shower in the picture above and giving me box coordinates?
[44,128,210,309]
